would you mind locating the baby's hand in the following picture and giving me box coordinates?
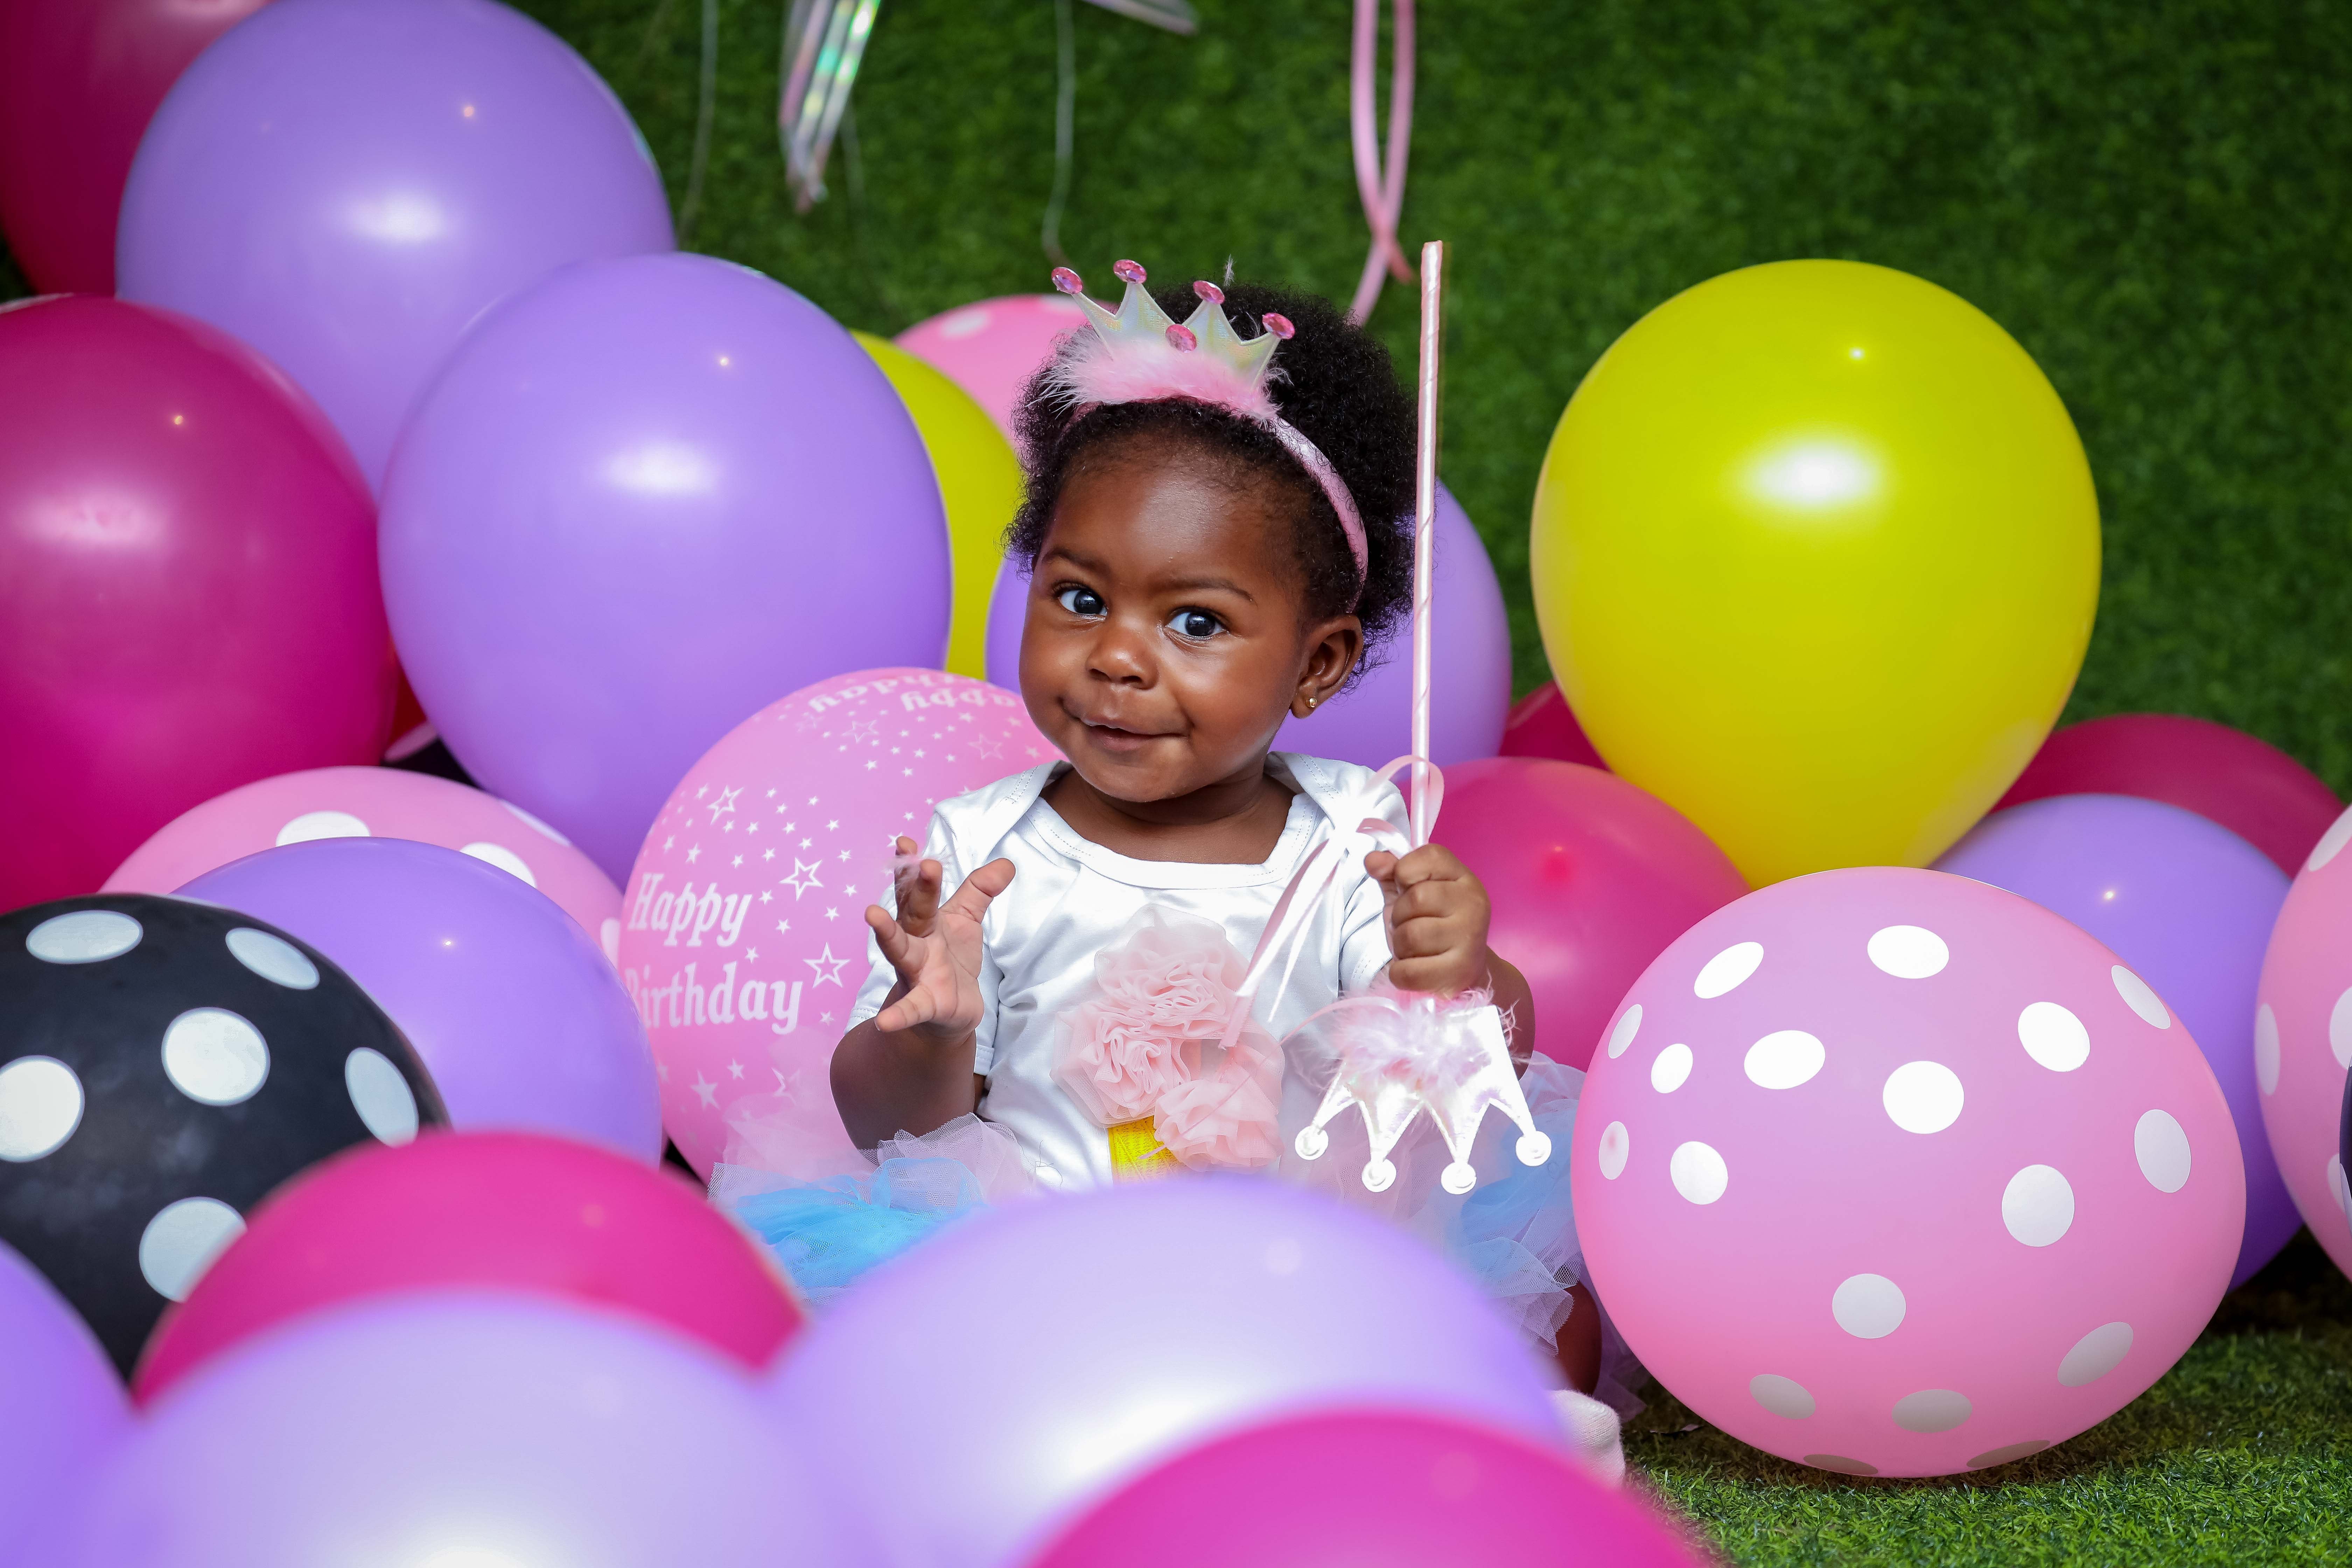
[1365,843,1493,997]
[867,836,1015,1048]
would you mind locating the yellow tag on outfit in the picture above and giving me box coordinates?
[1107,1118,1183,1181]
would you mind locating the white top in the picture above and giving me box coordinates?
[849,754,1401,1188]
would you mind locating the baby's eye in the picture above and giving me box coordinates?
[1166,607,1225,640]
[1055,586,1106,617]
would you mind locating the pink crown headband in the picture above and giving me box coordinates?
[1046,261,1370,591]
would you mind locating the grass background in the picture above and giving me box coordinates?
[5,0,2348,1558]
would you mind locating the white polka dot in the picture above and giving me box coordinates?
[2329,1155,2349,1221]
[2134,1109,2191,1193]
[161,1009,270,1106]
[501,799,572,845]
[225,928,317,990]
[1744,1030,1825,1090]
[600,918,621,964]
[25,910,142,964]
[460,842,536,886]
[1891,1390,1972,1433]
[1882,1061,1964,1134]
[1669,1140,1728,1204]
[1596,1121,1630,1180]
[2001,1164,2075,1247]
[2017,1001,2089,1072]
[2111,966,2169,1028]
[137,1197,244,1301]
[1750,1374,1815,1418]
[1867,925,1948,979]
[346,1048,419,1145]
[937,304,992,338]
[0,1058,83,1162]
[1650,1043,1693,1093]
[2255,1004,2281,1095]
[2330,989,2352,1071]
[1694,942,1763,999]
[2057,1322,2133,1387]
[276,810,369,845]
[1805,1454,1879,1477]
[1831,1274,1906,1339]
[1605,1004,1642,1059]
[2306,806,2352,872]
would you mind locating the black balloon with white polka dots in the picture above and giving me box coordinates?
[0,896,445,1374]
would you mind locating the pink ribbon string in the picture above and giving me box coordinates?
[1347,0,1417,325]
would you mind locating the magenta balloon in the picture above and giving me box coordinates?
[0,296,392,910]
[986,484,1511,769]
[1026,1409,1699,1568]
[39,1294,859,1567]
[764,1179,1561,1568]
[1937,794,2293,1286]
[0,1241,130,1547]
[0,0,270,293]
[179,838,661,1162]
[116,0,674,489]
[380,253,950,881]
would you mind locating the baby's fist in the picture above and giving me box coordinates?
[1365,843,1493,997]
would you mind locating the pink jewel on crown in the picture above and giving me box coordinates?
[1046,260,1370,587]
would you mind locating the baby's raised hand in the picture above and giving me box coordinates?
[1365,843,1493,997]
[866,836,1015,1048]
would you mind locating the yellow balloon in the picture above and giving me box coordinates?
[855,332,1026,678]
[1530,260,2099,884]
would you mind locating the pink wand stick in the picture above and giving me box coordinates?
[1409,239,1444,846]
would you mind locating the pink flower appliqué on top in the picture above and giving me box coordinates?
[1050,908,1281,1168]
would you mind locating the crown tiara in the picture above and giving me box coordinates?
[1046,261,1368,591]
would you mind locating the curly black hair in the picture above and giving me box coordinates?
[1005,279,1417,674]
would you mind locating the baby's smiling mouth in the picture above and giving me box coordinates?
[1067,706,1177,751]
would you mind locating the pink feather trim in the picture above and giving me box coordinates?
[1043,336,1280,425]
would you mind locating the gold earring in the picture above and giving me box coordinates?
[1307,695,1318,709]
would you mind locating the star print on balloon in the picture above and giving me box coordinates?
[620,669,1054,1175]
[0,896,445,1375]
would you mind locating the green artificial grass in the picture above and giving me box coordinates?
[6,0,2351,1559]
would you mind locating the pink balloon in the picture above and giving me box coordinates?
[619,668,1058,1174]
[133,1130,804,1405]
[0,0,271,293]
[1025,1409,1700,1568]
[1500,681,1608,770]
[0,296,392,910]
[1574,867,2243,1479]
[1439,760,1746,1072]
[1996,712,2339,878]
[2253,805,2352,1282]
[105,765,621,958]
[895,293,1087,438]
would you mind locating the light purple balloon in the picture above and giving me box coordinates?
[763,1179,1561,1568]
[1937,793,2293,1286]
[380,252,951,880]
[37,1293,862,1567]
[0,1241,129,1547]
[986,484,1511,769]
[180,838,662,1163]
[117,0,674,490]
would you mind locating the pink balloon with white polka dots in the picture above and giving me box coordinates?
[2253,805,2352,1283]
[618,668,1056,1177]
[104,766,621,960]
[1573,866,2243,1479]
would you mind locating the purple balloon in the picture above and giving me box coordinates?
[380,253,951,880]
[763,1179,1560,1568]
[1937,793,2294,1285]
[0,1241,129,1545]
[986,483,1512,769]
[117,0,673,490]
[37,1293,860,1567]
[180,838,662,1163]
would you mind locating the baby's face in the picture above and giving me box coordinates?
[1019,459,1359,804]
